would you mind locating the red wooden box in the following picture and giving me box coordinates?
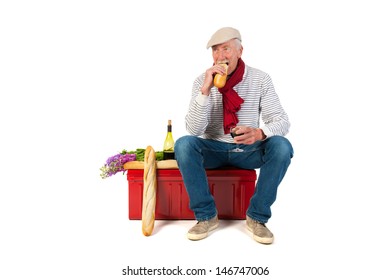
[126,168,256,220]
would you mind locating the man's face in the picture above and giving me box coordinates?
[212,39,243,75]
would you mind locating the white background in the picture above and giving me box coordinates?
[1,0,389,279]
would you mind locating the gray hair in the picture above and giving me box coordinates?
[233,38,242,50]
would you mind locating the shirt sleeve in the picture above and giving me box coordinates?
[260,74,290,137]
[185,76,210,136]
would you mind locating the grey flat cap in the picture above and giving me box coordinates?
[206,27,241,49]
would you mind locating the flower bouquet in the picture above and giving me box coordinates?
[99,148,163,179]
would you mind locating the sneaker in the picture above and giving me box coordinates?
[246,215,274,244]
[187,215,219,241]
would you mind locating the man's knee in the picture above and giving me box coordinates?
[267,136,294,160]
[175,135,200,161]
[176,135,195,152]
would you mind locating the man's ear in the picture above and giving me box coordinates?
[238,46,243,58]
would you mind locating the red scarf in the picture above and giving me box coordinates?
[218,58,245,134]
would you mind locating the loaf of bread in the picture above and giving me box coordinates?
[141,146,157,236]
[213,63,228,88]
[124,159,178,170]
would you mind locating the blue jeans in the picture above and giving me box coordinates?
[174,135,293,223]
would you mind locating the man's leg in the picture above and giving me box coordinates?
[246,136,293,223]
[175,135,228,221]
[229,136,293,244]
[175,136,229,240]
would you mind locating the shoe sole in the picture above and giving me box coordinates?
[187,223,219,241]
[246,224,274,244]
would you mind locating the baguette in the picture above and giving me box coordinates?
[141,146,157,236]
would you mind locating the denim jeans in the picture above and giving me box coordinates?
[174,135,294,223]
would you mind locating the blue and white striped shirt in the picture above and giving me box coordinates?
[185,64,290,143]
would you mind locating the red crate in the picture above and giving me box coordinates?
[127,168,256,220]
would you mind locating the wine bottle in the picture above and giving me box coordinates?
[163,120,175,160]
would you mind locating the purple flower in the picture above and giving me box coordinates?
[100,152,136,179]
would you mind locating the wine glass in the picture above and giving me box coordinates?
[230,126,244,152]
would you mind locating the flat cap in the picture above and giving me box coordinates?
[206,27,241,49]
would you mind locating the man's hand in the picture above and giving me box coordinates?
[233,126,266,144]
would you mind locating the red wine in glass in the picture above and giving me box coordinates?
[230,126,244,152]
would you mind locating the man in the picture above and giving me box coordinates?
[175,27,293,244]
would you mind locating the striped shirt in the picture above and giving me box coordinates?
[185,64,290,143]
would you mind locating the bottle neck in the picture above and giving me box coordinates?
[167,125,172,133]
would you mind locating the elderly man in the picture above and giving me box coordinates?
[175,27,293,244]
